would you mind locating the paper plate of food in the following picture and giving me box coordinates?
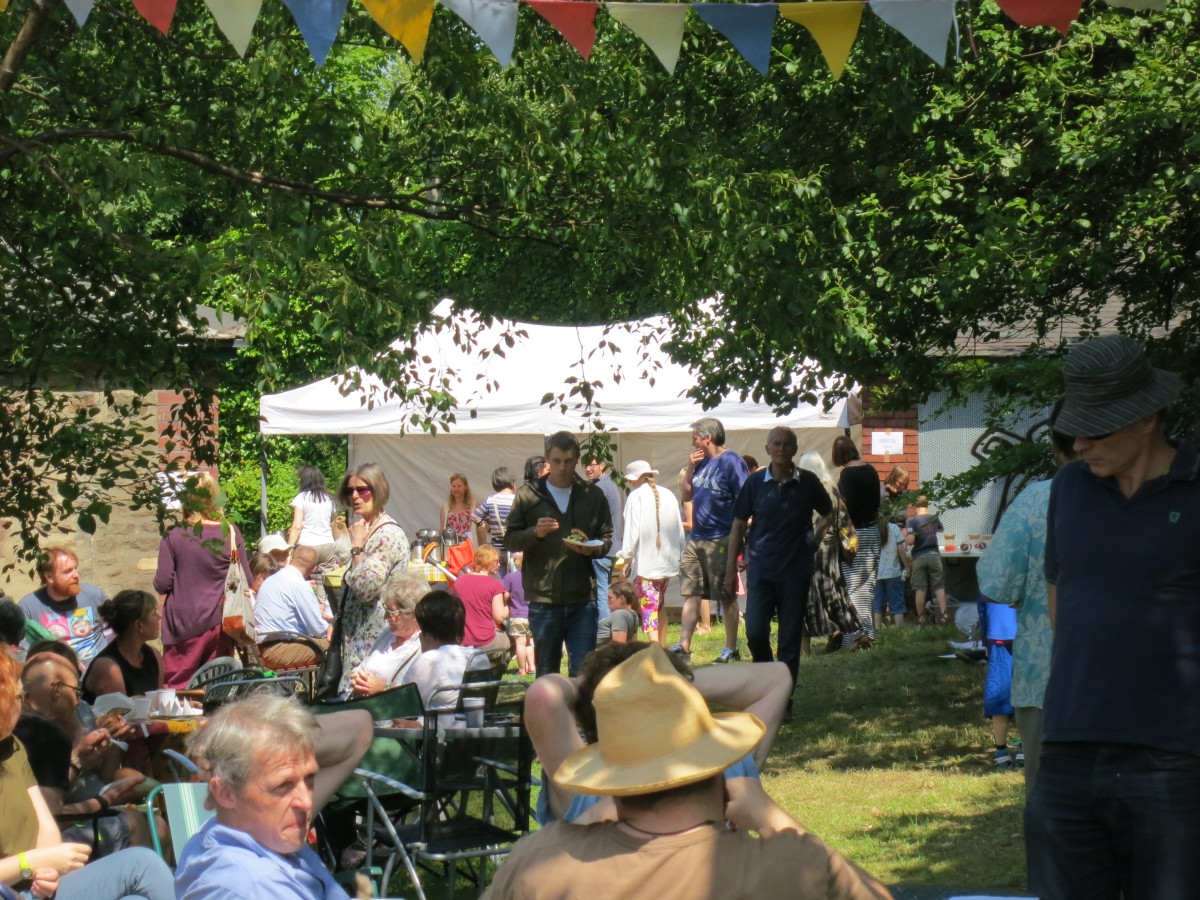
[563,529,604,548]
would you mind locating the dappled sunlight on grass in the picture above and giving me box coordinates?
[687,618,1029,891]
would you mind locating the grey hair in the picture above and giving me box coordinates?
[188,694,319,793]
[382,573,428,616]
[691,417,726,446]
[798,450,838,499]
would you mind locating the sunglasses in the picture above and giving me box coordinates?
[348,485,374,497]
[383,607,408,619]
[1083,430,1116,442]
[54,681,84,698]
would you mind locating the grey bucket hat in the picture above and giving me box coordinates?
[1055,335,1180,439]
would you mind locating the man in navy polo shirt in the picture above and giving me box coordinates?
[724,427,830,686]
[1027,335,1200,900]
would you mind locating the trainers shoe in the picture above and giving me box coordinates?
[1013,746,1025,767]
[993,748,1014,770]
[714,647,740,664]
[668,643,691,660]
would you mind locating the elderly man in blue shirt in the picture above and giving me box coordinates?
[724,427,831,689]
[175,694,371,900]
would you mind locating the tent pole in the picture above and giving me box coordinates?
[259,445,270,538]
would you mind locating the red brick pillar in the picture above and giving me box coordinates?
[860,394,919,486]
[156,389,220,475]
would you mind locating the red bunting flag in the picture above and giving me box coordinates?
[524,0,599,59]
[995,0,1081,35]
[130,0,177,33]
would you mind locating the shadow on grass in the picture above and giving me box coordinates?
[762,624,1002,772]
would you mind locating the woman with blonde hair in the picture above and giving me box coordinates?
[616,461,686,646]
[440,473,475,539]
[153,472,251,687]
[336,463,410,695]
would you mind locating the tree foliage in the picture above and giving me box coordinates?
[2,0,1198,553]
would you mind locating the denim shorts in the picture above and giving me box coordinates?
[873,577,906,616]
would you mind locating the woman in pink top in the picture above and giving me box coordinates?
[453,545,510,657]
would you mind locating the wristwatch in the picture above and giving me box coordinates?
[18,851,33,880]
[350,545,365,555]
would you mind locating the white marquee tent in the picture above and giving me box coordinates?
[259,302,858,537]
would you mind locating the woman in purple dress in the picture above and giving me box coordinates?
[153,472,251,688]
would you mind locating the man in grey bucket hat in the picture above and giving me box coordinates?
[1026,334,1200,900]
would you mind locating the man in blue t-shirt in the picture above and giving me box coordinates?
[724,427,830,685]
[674,417,749,664]
[1027,335,1200,900]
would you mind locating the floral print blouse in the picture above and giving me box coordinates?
[338,514,410,694]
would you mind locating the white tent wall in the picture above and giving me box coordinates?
[351,426,854,539]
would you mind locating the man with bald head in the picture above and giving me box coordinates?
[252,546,331,669]
[16,653,152,854]
[725,427,830,688]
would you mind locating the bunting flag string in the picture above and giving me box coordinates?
[525,0,600,59]
[14,0,1155,74]
[777,2,864,80]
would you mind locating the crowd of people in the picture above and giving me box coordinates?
[1,333,1195,899]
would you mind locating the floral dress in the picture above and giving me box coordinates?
[444,508,473,539]
[338,515,410,694]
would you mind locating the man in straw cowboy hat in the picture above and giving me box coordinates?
[1026,335,1200,900]
[485,644,890,899]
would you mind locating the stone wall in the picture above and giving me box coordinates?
[1,389,216,601]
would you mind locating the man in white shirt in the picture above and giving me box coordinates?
[253,547,330,668]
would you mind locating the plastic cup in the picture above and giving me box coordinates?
[463,697,485,728]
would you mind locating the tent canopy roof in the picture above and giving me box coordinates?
[260,302,853,436]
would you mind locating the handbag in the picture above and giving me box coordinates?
[313,582,348,700]
[221,544,257,645]
[836,502,859,566]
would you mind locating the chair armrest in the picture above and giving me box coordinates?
[353,768,424,802]
[163,748,199,777]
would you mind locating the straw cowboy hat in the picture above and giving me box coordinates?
[1056,335,1180,439]
[553,645,764,797]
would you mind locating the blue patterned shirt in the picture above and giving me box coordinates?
[976,479,1053,709]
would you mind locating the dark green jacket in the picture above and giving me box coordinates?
[504,476,613,605]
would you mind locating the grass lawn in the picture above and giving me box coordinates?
[687,619,1029,893]
[386,619,1030,897]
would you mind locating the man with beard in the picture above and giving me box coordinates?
[19,548,110,665]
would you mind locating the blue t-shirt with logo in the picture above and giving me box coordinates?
[690,451,749,541]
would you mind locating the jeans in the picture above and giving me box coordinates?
[44,847,175,900]
[592,557,613,608]
[529,600,598,677]
[1025,742,1200,900]
[744,572,810,685]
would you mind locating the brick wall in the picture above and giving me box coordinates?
[860,394,919,487]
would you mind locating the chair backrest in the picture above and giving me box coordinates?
[188,656,243,690]
[202,671,304,713]
[147,782,215,862]
[315,683,424,800]
[420,678,533,841]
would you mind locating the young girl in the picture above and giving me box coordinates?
[502,552,535,675]
[596,582,641,647]
[440,473,476,538]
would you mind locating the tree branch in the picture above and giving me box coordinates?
[0,127,566,245]
[0,0,55,91]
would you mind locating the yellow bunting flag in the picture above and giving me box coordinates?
[0,0,10,13]
[778,1,862,79]
[606,3,688,75]
[360,0,435,62]
[204,0,263,56]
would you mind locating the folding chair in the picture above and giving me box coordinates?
[314,684,426,896]
[187,656,242,691]
[145,782,214,866]
[201,669,304,713]
[358,678,534,900]
[256,631,326,694]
